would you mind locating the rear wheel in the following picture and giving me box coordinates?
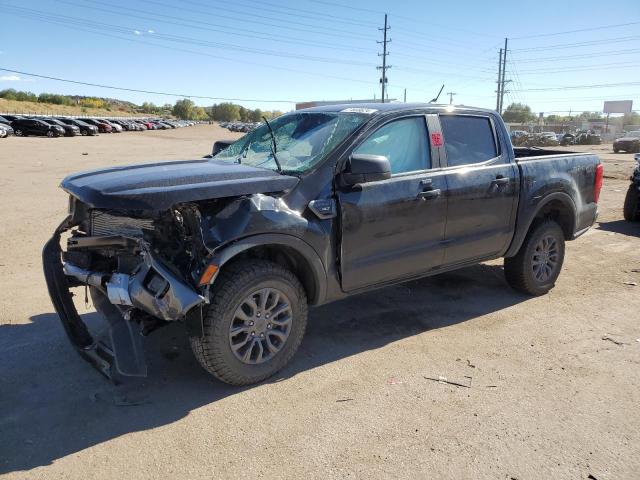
[504,220,565,296]
[624,185,639,221]
[190,259,308,385]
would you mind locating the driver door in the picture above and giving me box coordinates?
[337,115,447,292]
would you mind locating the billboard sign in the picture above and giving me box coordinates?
[603,100,633,114]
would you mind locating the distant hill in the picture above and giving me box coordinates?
[0,98,146,117]
[0,88,173,117]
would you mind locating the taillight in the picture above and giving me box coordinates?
[594,163,603,203]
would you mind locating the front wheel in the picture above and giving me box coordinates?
[81,130,88,136]
[46,130,54,137]
[504,220,566,296]
[624,184,639,221]
[190,259,308,385]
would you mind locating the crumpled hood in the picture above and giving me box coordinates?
[61,159,299,210]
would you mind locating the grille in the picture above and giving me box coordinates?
[90,211,154,237]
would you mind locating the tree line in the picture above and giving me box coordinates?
[501,102,640,127]
[0,89,285,121]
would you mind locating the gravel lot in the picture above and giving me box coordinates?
[1,126,638,479]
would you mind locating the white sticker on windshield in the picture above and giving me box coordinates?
[340,107,378,114]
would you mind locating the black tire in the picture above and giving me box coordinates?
[190,259,308,385]
[46,130,54,138]
[613,148,619,153]
[81,130,88,136]
[504,219,565,296]
[624,185,639,222]
[14,129,23,136]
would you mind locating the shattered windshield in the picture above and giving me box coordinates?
[214,112,368,173]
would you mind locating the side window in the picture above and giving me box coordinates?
[440,115,498,167]
[354,117,430,174]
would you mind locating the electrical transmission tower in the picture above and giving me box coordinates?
[495,38,511,114]
[377,14,391,103]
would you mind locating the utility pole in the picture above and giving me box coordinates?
[446,91,457,105]
[499,37,509,114]
[377,14,391,104]
[404,88,406,103]
[496,48,503,112]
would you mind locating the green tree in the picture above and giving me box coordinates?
[172,98,195,119]
[502,103,535,123]
[209,102,240,121]
[192,106,208,121]
[250,108,263,122]
[141,101,158,114]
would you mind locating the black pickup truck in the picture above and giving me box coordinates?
[43,103,602,385]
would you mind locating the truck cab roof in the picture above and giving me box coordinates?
[298,102,497,116]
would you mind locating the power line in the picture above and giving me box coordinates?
[513,82,640,92]
[55,0,373,53]
[5,7,375,67]
[0,67,300,103]
[512,62,639,74]
[510,48,640,63]
[0,15,387,91]
[510,21,640,40]
[512,35,640,52]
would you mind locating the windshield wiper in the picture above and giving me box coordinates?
[262,116,282,173]
[236,141,251,164]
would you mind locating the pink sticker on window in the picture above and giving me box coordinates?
[431,132,443,147]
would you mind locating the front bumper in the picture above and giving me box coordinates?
[42,217,121,379]
[42,217,205,380]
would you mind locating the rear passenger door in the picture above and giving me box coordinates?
[438,114,518,266]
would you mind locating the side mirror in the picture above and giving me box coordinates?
[212,139,236,156]
[342,154,391,185]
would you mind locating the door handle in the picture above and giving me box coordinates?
[417,189,441,200]
[492,176,509,185]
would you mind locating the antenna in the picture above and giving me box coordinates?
[429,84,445,103]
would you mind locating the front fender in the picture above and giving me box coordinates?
[204,233,327,305]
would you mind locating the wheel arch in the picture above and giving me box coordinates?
[205,234,327,306]
[505,192,576,257]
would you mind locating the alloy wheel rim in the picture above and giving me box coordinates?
[532,235,559,282]
[229,287,292,365]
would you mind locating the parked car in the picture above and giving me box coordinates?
[0,123,13,137]
[613,131,640,153]
[80,118,112,133]
[43,103,602,385]
[0,115,14,126]
[57,118,99,136]
[97,119,122,133]
[623,153,640,221]
[11,118,64,137]
[39,118,80,137]
[560,133,576,146]
[1,115,23,122]
[575,130,601,145]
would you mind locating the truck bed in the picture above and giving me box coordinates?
[513,146,578,158]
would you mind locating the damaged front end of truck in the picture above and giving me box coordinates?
[42,159,300,380]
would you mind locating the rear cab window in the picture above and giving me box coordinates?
[440,115,499,167]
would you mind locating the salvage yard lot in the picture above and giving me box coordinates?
[1,125,639,479]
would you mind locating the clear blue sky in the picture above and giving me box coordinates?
[0,0,638,114]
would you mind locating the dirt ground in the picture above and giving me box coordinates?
[1,126,638,479]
